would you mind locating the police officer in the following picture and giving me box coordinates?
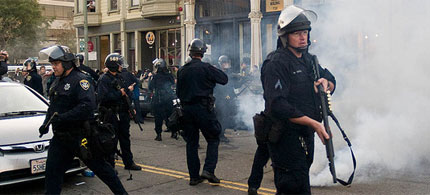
[38,45,127,194]
[148,58,175,141]
[119,60,143,123]
[260,5,334,194]
[97,53,142,171]
[76,53,100,83]
[177,38,228,185]
[22,58,44,95]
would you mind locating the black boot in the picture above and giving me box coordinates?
[201,170,220,183]
[154,134,162,141]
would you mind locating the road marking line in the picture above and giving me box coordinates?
[116,161,275,194]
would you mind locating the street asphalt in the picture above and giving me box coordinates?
[1,118,430,194]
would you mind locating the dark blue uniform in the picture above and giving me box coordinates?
[176,58,228,180]
[260,48,335,194]
[44,69,126,194]
[24,70,43,95]
[148,71,175,135]
[120,69,143,122]
[214,73,237,138]
[97,72,136,168]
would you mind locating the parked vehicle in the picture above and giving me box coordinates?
[138,87,153,118]
[0,81,85,186]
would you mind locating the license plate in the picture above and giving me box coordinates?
[30,158,47,174]
[139,96,145,101]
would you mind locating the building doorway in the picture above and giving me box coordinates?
[100,35,110,70]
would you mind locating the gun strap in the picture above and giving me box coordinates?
[329,112,356,186]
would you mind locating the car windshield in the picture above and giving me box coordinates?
[0,85,48,117]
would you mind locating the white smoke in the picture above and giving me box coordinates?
[308,0,430,185]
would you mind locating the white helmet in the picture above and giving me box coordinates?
[277,5,317,36]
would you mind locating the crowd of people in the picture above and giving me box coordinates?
[0,5,339,195]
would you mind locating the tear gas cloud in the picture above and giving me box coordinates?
[234,0,430,186]
[308,0,430,185]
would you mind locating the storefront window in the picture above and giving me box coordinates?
[196,0,250,18]
[113,34,121,53]
[157,29,181,67]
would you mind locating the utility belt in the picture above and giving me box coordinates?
[182,95,215,112]
[253,112,310,144]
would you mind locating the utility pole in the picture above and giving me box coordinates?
[83,0,89,65]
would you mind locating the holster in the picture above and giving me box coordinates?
[253,111,272,143]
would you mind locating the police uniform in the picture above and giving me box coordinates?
[177,57,228,183]
[148,71,175,139]
[261,47,335,194]
[24,70,43,95]
[214,75,237,140]
[97,71,137,169]
[42,69,126,194]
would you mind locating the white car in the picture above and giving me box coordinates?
[0,81,85,186]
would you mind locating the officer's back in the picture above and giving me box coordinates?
[177,59,227,103]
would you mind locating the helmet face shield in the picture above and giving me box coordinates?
[277,5,317,35]
[39,45,71,62]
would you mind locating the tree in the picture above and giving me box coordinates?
[0,0,50,63]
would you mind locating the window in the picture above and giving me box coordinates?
[196,0,250,18]
[77,0,81,13]
[131,0,140,7]
[87,0,96,12]
[110,0,118,11]
[113,34,121,53]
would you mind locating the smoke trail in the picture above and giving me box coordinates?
[308,0,430,185]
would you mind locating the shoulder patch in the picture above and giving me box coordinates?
[80,80,90,90]
[26,76,32,81]
[275,79,282,90]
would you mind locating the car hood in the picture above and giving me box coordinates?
[0,115,52,146]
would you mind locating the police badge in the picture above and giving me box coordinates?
[80,80,90,90]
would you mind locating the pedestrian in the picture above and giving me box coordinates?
[148,58,175,141]
[38,45,127,194]
[22,58,43,95]
[0,50,8,81]
[258,5,335,194]
[97,53,142,171]
[176,38,228,185]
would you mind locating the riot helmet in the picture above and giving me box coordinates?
[277,5,317,52]
[39,45,77,70]
[76,53,84,65]
[218,55,231,70]
[104,53,125,72]
[153,58,168,73]
[188,38,207,58]
[22,58,38,72]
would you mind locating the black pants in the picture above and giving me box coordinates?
[182,103,221,179]
[152,102,173,134]
[268,131,314,194]
[108,111,134,167]
[248,141,270,189]
[45,135,127,194]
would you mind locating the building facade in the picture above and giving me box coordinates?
[74,0,326,72]
[39,0,75,48]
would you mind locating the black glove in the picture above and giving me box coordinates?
[39,124,49,138]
